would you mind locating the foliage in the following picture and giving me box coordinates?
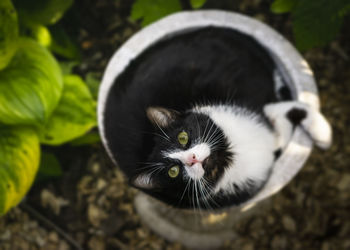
[0,0,18,70]
[0,0,97,215]
[190,0,207,9]
[39,75,97,145]
[0,126,40,215]
[130,0,349,50]
[131,0,182,26]
[271,0,350,50]
[0,38,63,125]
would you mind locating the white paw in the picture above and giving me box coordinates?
[264,101,332,150]
[301,108,332,149]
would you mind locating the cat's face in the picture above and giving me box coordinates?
[131,107,233,208]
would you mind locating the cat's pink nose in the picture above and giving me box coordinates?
[187,154,200,166]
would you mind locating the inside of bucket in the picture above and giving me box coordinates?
[158,26,297,100]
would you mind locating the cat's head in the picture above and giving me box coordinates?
[131,106,233,208]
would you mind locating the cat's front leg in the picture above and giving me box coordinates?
[263,101,332,150]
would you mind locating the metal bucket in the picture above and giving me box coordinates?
[98,10,324,249]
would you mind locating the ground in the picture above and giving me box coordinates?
[0,0,349,249]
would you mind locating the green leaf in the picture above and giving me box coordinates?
[39,74,97,145]
[292,0,350,50]
[59,61,78,75]
[49,24,80,60]
[0,0,19,70]
[0,126,40,215]
[13,0,73,26]
[21,21,52,47]
[85,72,101,100]
[35,152,62,182]
[190,0,207,9]
[271,0,298,14]
[0,38,63,125]
[69,131,101,146]
[131,0,181,27]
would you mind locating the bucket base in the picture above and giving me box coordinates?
[134,193,271,249]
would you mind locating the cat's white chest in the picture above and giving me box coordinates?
[195,105,277,194]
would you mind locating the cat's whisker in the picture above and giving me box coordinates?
[206,125,220,145]
[153,120,170,140]
[203,119,215,143]
[136,162,164,171]
[152,132,170,142]
[201,178,220,209]
[178,177,191,207]
[198,179,213,210]
[202,117,210,142]
[195,115,202,144]
[194,180,203,216]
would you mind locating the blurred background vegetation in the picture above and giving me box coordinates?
[0,0,349,249]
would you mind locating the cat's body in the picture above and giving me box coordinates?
[103,28,331,209]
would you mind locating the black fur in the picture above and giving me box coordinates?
[103,27,284,208]
[287,108,307,127]
[137,112,233,208]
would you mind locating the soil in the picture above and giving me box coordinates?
[1,0,349,250]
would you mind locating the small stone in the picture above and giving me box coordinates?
[242,242,254,250]
[0,229,11,240]
[272,236,287,249]
[91,162,100,174]
[96,179,107,191]
[337,174,350,191]
[48,232,59,243]
[282,215,296,232]
[267,215,275,224]
[88,236,105,250]
[88,204,108,227]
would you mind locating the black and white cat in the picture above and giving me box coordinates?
[102,27,331,209]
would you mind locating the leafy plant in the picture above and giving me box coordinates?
[271,0,350,50]
[131,0,182,26]
[130,0,349,50]
[131,0,208,27]
[0,0,97,215]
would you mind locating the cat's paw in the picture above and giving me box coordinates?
[291,105,332,150]
[264,101,332,150]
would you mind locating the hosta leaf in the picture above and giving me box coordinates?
[271,0,298,14]
[0,0,19,70]
[190,0,207,9]
[85,72,101,100]
[21,21,52,47]
[131,0,181,27]
[292,0,350,50]
[35,152,62,182]
[70,131,101,146]
[13,0,73,26]
[39,75,97,145]
[0,126,40,215]
[0,38,63,125]
[49,24,80,60]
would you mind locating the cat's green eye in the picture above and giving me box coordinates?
[168,165,180,178]
[177,131,188,146]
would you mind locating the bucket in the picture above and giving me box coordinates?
[98,10,327,249]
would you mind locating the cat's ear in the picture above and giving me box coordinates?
[131,173,156,189]
[146,107,179,127]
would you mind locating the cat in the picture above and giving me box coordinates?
[131,102,331,209]
[102,27,331,209]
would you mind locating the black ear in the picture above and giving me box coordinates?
[146,107,179,127]
[131,173,156,189]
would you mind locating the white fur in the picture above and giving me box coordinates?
[264,101,332,149]
[134,174,154,189]
[164,143,210,180]
[194,105,277,194]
